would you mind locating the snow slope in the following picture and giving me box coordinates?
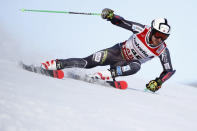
[0,58,197,131]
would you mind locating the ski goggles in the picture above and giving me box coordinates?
[152,29,169,41]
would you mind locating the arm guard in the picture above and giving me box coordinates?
[158,47,176,83]
[109,15,145,34]
[159,70,176,83]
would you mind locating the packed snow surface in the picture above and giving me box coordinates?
[0,58,197,131]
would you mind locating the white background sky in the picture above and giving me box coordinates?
[1,0,197,84]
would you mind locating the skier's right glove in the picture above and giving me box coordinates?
[101,8,114,20]
[146,78,162,92]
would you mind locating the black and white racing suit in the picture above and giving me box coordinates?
[57,15,175,83]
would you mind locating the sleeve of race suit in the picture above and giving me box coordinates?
[109,15,145,34]
[158,47,176,83]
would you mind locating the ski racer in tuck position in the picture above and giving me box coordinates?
[41,8,176,92]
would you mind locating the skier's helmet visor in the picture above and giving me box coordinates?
[152,28,169,41]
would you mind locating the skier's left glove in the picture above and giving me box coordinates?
[146,78,162,92]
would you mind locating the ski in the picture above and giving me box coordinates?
[107,81,128,89]
[65,71,128,89]
[20,62,64,79]
[20,62,128,89]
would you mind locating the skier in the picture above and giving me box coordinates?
[41,8,176,92]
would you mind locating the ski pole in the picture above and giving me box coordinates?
[20,9,101,16]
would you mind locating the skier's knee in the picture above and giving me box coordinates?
[115,60,141,76]
[92,50,108,64]
[128,61,141,74]
[84,50,108,68]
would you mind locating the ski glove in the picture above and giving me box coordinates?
[146,78,162,92]
[101,8,114,20]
